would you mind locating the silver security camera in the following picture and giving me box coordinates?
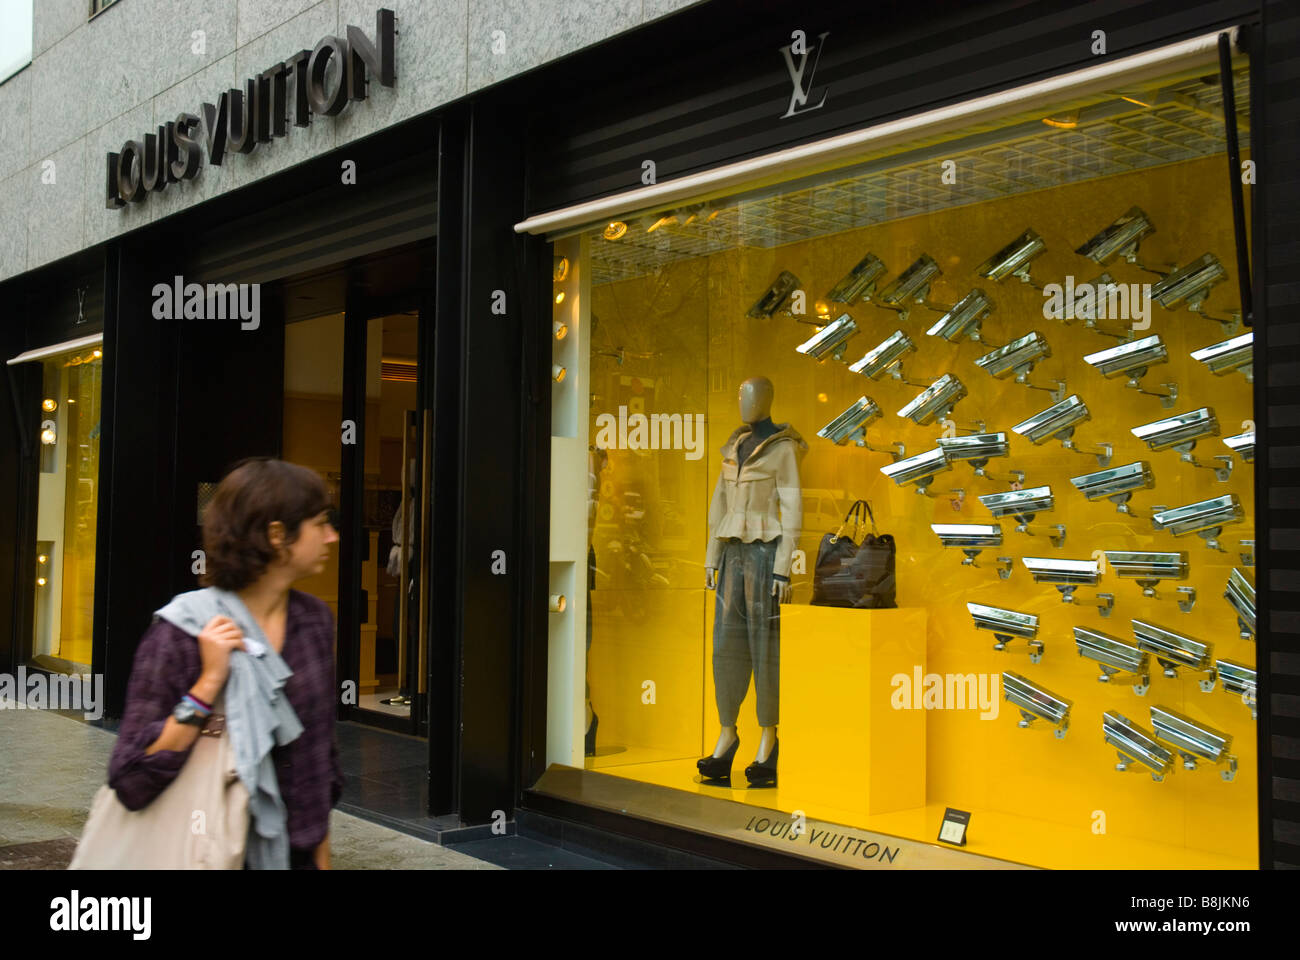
[1001,671,1071,738]
[1131,619,1216,688]
[1103,552,1191,609]
[848,330,932,386]
[817,397,904,460]
[897,374,968,426]
[1222,430,1254,464]
[979,486,1063,547]
[1150,253,1238,334]
[1075,207,1156,267]
[876,254,944,322]
[796,312,858,362]
[934,524,1009,576]
[926,289,997,345]
[1075,626,1151,695]
[1130,408,1232,481]
[880,446,952,496]
[1083,335,1177,408]
[1224,567,1255,640]
[1214,659,1257,719]
[1190,332,1253,382]
[978,230,1047,288]
[937,432,1010,478]
[1021,556,1111,613]
[823,253,888,307]
[974,332,1063,398]
[968,602,1041,659]
[1068,461,1155,516]
[1150,494,1245,552]
[746,270,801,319]
[1102,711,1174,781]
[1149,705,1236,780]
[1012,395,1111,466]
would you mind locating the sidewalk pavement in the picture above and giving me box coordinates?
[0,697,501,870]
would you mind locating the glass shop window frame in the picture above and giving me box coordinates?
[545,40,1256,868]
[29,342,106,675]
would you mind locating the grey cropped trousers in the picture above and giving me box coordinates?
[712,538,780,728]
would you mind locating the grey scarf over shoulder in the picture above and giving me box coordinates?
[153,587,304,870]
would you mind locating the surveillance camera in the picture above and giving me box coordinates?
[817,396,882,446]
[1222,431,1254,464]
[1214,659,1256,718]
[1076,207,1156,266]
[1190,332,1253,382]
[796,313,859,362]
[848,330,919,381]
[1103,552,1190,598]
[878,254,942,310]
[1069,461,1155,507]
[880,446,952,494]
[746,270,801,319]
[1130,407,1219,451]
[1102,711,1174,780]
[937,432,1009,475]
[824,253,888,306]
[974,331,1052,383]
[1002,671,1072,736]
[1076,626,1151,693]
[978,230,1046,285]
[1131,619,1215,681]
[897,374,967,426]
[1151,495,1245,549]
[1224,567,1255,639]
[1148,705,1235,779]
[1013,394,1090,445]
[926,288,996,343]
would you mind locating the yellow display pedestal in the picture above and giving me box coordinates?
[779,605,927,818]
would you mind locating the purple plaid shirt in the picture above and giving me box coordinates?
[107,589,345,852]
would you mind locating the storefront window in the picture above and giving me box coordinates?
[33,344,104,671]
[548,58,1255,868]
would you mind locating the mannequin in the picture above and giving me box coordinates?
[701,376,805,785]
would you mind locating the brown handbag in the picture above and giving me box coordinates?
[68,694,250,870]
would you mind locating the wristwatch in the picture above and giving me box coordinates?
[172,698,208,727]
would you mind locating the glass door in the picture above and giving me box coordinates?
[345,309,426,734]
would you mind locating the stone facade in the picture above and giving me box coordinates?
[0,0,701,282]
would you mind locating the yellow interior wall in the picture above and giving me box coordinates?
[584,151,1257,868]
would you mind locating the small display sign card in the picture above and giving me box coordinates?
[938,807,971,846]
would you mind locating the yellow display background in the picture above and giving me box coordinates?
[584,151,1256,868]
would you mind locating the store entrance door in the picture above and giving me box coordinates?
[281,276,434,740]
[337,304,431,737]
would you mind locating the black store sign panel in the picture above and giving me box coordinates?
[525,0,1258,214]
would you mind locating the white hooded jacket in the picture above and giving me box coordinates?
[704,422,807,578]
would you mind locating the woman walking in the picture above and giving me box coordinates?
[105,457,345,869]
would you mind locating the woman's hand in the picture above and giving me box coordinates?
[314,835,331,869]
[196,615,246,685]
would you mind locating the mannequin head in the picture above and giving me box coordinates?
[738,377,774,424]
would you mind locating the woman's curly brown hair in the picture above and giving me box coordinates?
[199,458,331,591]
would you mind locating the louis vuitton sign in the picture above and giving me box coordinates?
[105,8,395,209]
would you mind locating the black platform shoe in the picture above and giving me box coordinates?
[584,712,599,757]
[744,738,779,786]
[697,736,740,781]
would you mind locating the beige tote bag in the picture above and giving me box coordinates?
[69,696,250,870]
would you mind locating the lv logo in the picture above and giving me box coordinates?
[780,31,830,119]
